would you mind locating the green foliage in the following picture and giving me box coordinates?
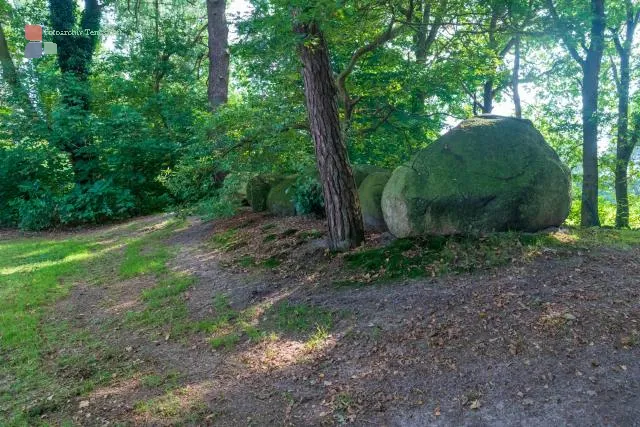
[14,193,58,231]
[292,174,325,216]
[58,180,137,225]
[0,140,73,228]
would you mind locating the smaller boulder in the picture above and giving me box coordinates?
[247,174,279,212]
[358,172,391,232]
[267,176,298,216]
[352,164,388,187]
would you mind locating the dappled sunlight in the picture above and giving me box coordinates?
[237,333,338,373]
[0,241,126,275]
[105,298,141,315]
[547,230,580,245]
[89,377,142,400]
[133,381,213,423]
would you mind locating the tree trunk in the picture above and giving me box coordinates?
[0,21,40,122]
[296,23,364,251]
[579,0,605,227]
[482,79,493,113]
[613,5,638,228]
[615,48,631,228]
[0,22,18,86]
[206,0,229,110]
[512,36,522,118]
[615,152,631,228]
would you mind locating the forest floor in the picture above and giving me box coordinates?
[1,210,640,426]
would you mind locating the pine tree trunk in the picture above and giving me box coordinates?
[579,0,605,227]
[206,0,229,110]
[296,23,364,251]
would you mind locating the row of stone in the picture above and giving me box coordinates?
[247,116,572,237]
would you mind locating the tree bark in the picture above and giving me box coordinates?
[0,21,38,120]
[547,0,604,227]
[512,36,522,118]
[482,79,493,114]
[296,23,364,251]
[612,3,639,228]
[206,0,229,110]
[579,0,605,227]
[0,21,18,86]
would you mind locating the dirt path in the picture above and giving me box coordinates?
[46,216,640,426]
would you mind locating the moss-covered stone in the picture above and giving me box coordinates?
[382,115,571,237]
[352,164,388,187]
[267,176,298,216]
[358,171,391,232]
[247,174,280,212]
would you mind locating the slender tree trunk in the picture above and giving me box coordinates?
[512,36,522,118]
[296,23,364,251]
[613,6,638,228]
[482,79,493,113]
[411,0,429,114]
[0,21,39,122]
[615,153,631,227]
[206,0,229,110]
[0,22,18,86]
[615,48,631,228]
[579,0,605,227]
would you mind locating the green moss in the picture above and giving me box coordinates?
[352,164,388,187]
[382,116,571,237]
[266,176,298,216]
[262,256,282,268]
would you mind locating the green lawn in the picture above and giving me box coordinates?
[0,218,185,425]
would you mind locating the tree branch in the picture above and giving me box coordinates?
[545,0,585,67]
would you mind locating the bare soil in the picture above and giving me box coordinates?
[42,213,640,426]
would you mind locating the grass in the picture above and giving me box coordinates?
[0,217,187,424]
[210,228,246,252]
[270,301,334,334]
[195,295,336,351]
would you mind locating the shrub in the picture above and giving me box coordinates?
[58,179,136,225]
[292,175,324,216]
[0,140,73,228]
[13,193,58,231]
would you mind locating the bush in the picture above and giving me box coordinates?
[15,196,58,231]
[0,140,73,228]
[58,179,137,225]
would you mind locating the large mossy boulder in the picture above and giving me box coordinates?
[359,171,392,232]
[381,115,571,237]
[266,175,298,216]
[247,174,280,212]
